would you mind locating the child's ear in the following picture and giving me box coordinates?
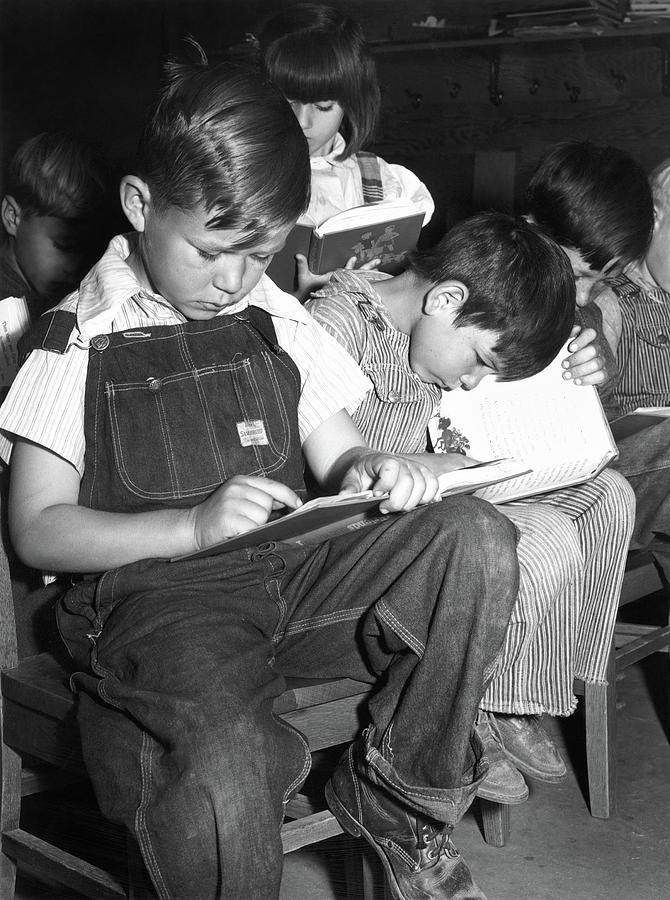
[119,176,152,233]
[1,195,22,237]
[424,281,469,316]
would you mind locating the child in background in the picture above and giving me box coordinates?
[256,2,434,298]
[525,140,670,563]
[0,54,523,900]
[0,131,115,319]
[306,213,635,804]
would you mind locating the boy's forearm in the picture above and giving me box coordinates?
[11,503,198,574]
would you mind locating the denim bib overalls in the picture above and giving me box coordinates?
[34,303,519,899]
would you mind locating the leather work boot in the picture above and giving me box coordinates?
[325,743,487,900]
[474,710,528,804]
[490,712,567,782]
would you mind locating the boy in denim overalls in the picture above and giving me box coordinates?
[0,58,521,900]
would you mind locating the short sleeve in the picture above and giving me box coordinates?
[305,292,367,365]
[0,345,88,472]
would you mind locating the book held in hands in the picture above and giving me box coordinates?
[427,343,618,504]
[0,296,31,388]
[172,459,529,561]
[265,198,425,293]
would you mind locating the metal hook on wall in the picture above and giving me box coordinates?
[448,80,461,99]
[564,80,581,102]
[610,69,627,92]
[489,54,504,106]
[529,78,541,96]
[405,89,423,109]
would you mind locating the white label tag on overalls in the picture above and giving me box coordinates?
[237,419,269,446]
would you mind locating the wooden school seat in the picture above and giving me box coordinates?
[0,494,508,898]
[573,545,670,820]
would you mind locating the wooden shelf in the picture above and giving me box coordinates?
[370,21,670,54]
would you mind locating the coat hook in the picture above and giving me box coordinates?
[405,88,423,109]
[489,56,504,106]
[609,69,626,92]
[564,80,581,102]
[529,78,541,96]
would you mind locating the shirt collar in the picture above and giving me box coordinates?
[309,133,348,170]
[75,232,313,335]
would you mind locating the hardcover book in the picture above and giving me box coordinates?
[172,458,530,561]
[266,199,424,294]
[428,342,618,504]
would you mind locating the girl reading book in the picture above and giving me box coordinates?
[255,3,435,299]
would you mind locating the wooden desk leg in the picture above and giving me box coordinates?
[583,645,617,819]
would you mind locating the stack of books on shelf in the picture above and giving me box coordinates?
[627,1,670,20]
[496,1,628,35]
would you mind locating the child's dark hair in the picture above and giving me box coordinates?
[256,3,380,159]
[525,139,653,270]
[136,47,310,246]
[6,132,110,221]
[408,211,575,380]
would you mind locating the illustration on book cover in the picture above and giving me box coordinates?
[352,224,404,265]
[433,416,471,455]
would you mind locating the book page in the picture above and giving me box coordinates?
[0,296,31,388]
[314,198,421,236]
[428,342,617,503]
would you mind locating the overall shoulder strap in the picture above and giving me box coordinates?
[355,151,384,204]
[18,309,78,363]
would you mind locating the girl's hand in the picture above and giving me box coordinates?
[295,254,331,302]
[191,476,302,552]
[294,253,382,302]
[339,452,440,512]
[561,325,607,386]
[344,255,381,272]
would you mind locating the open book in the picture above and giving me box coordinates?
[265,198,424,293]
[427,343,618,504]
[172,459,530,562]
[609,406,670,441]
[0,296,31,388]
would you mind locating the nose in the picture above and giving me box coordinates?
[213,254,246,294]
[460,372,487,391]
[293,103,313,130]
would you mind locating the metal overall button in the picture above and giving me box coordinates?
[146,377,162,392]
[90,334,110,351]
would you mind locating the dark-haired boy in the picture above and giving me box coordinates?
[307,213,634,809]
[525,139,670,563]
[0,57,522,900]
[0,131,115,318]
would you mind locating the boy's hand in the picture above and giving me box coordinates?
[561,325,607,386]
[191,475,302,551]
[339,452,441,512]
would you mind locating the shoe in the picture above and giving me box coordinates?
[490,713,567,783]
[474,711,528,804]
[325,743,487,900]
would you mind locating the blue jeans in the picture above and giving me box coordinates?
[613,416,670,560]
[58,496,518,900]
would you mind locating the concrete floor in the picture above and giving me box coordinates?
[15,654,670,900]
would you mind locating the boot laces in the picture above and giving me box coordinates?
[415,819,448,861]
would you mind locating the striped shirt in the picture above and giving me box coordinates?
[307,269,441,453]
[306,269,634,715]
[303,133,435,229]
[0,234,372,474]
[608,272,670,414]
